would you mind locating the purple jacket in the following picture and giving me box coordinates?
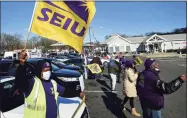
[136,69,164,110]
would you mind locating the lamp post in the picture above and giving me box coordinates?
[89,27,92,52]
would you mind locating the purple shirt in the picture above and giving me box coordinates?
[25,77,65,118]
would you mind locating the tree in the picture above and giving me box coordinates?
[13,33,23,49]
[172,27,187,34]
[132,34,144,37]
[0,33,24,50]
[29,36,40,48]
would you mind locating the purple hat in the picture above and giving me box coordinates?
[125,60,133,68]
[42,62,51,69]
[144,58,155,68]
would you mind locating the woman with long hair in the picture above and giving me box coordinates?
[121,60,141,117]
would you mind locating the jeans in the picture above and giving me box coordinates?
[110,73,117,90]
[141,106,162,118]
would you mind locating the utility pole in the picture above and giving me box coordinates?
[89,27,92,52]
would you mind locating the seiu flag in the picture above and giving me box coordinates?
[87,63,102,74]
[30,0,96,53]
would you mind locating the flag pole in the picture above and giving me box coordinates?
[71,96,86,118]
[24,1,38,50]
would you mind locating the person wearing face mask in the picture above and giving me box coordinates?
[121,60,141,117]
[136,58,186,118]
[15,50,85,118]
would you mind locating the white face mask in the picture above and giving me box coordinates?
[155,68,160,71]
[42,71,51,80]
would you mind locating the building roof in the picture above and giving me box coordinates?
[102,35,118,44]
[126,36,149,43]
[101,33,186,44]
[158,33,186,41]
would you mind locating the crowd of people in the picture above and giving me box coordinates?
[14,50,186,118]
[85,52,186,118]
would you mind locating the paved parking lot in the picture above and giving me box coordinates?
[85,57,187,118]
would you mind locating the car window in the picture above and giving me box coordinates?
[0,62,12,74]
[7,63,19,76]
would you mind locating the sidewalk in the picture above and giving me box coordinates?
[140,52,187,58]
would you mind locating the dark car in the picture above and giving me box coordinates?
[177,48,187,54]
[26,59,84,93]
[0,59,84,112]
[58,53,80,59]
[0,59,84,93]
[42,58,82,72]
[55,56,84,70]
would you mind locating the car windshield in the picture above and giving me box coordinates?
[51,63,61,71]
[52,60,66,66]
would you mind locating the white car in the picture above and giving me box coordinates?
[0,76,89,118]
[57,75,85,92]
[1,97,90,118]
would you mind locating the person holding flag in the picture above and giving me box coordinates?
[15,50,85,118]
[18,0,96,117]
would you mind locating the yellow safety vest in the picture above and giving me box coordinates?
[24,77,59,118]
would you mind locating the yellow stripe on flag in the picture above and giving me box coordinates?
[30,1,96,53]
[87,63,102,74]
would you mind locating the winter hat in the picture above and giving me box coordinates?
[42,62,51,69]
[125,60,133,68]
[36,60,51,79]
[144,58,155,68]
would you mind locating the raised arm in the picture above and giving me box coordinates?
[156,74,186,94]
[15,50,30,93]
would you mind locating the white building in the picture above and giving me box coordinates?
[102,33,187,53]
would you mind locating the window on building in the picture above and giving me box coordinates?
[109,47,113,53]
[115,46,119,52]
[126,46,130,52]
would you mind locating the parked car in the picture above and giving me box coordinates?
[0,76,89,117]
[0,59,15,76]
[1,96,90,118]
[0,61,89,117]
[55,55,85,70]
[42,58,82,72]
[177,48,187,54]
[0,76,23,112]
[0,59,85,93]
